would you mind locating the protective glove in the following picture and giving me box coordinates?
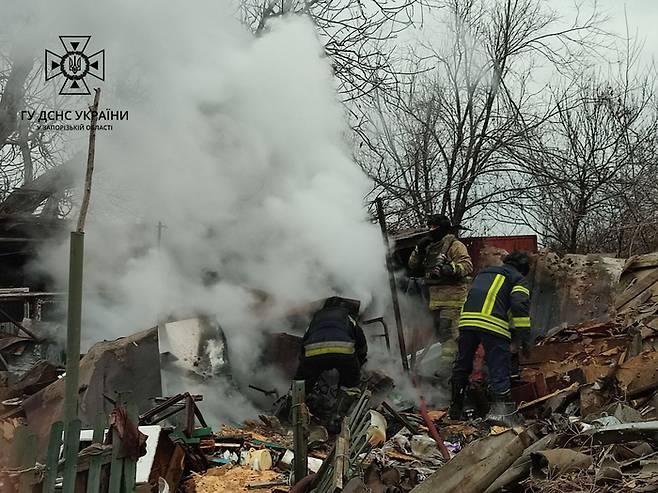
[441,262,456,277]
[521,339,531,358]
[517,331,531,358]
[428,266,443,280]
[417,236,433,253]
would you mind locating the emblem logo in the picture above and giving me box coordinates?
[45,36,104,96]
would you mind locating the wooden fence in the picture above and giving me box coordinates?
[1,393,138,493]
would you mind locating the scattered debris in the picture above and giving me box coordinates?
[5,251,658,492]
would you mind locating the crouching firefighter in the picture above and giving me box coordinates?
[449,251,532,426]
[294,296,367,424]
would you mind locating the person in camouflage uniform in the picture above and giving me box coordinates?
[408,214,473,369]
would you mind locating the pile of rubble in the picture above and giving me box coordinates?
[3,252,658,492]
[176,252,658,492]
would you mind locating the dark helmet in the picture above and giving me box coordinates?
[323,296,361,315]
[426,214,452,230]
[504,251,530,276]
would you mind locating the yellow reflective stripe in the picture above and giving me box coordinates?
[459,319,511,339]
[512,317,531,328]
[305,341,355,350]
[511,285,530,296]
[305,346,356,357]
[482,274,505,315]
[460,312,508,329]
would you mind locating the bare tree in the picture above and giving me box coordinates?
[237,0,427,108]
[510,32,658,254]
[357,0,605,232]
[0,46,68,213]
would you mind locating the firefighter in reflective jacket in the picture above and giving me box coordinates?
[294,296,367,416]
[408,214,473,365]
[449,251,532,424]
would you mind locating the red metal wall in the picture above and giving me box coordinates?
[462,235,538,272]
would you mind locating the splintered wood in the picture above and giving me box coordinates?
[184,465,284,493]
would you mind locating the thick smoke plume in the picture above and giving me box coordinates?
[2,1,389,423]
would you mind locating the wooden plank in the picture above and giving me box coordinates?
[292,380,308,484]
[62,419,82,493]
[122,399,138,493]
[108,426,124,493]
[410,430,527,493]
[42,421,64,493]
[518,383,579,411]
[381,401,419,434]
[332,418,350,490]
[86,413,105,493]
[163,444,185,492]
[616,269,658,310]
[184,394,194,438]
[18,429,38,493]
[9,425,29,468]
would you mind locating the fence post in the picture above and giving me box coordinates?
[42,421,64,493]
[292,380,307,484]
[62,419,82,493]
[122,396,137,493]
[86,412,106,493]
[18,429,38,493]
[10,425,38,493]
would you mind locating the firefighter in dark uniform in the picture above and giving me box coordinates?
[294,296,367,419]
[449,251,532,424]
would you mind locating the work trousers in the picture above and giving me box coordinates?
[432,308,461,343]
[451,328,511,394]
[294,353,361,393]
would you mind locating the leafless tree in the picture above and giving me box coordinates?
[237,0,428,109]
[0,46,69,214]
[509,33,658,255]
[356,0,605,233]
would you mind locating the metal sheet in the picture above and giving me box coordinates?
[157,317,230,396]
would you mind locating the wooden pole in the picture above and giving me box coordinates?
[76,88,101,233]
[63,88,100,459]
[375,198,409,371]
[292,380,308,483]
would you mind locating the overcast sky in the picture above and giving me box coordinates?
[558,0,657,64]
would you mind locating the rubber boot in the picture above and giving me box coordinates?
[485,391,522,427]
[435,338,458,379]
[449,381,466,420]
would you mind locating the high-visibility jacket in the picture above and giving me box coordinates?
[302,306,368,363]
[458,264,531,340]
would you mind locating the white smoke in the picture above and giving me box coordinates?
[3,1,389,422]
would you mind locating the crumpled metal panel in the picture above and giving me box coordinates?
[158,317,230,395]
